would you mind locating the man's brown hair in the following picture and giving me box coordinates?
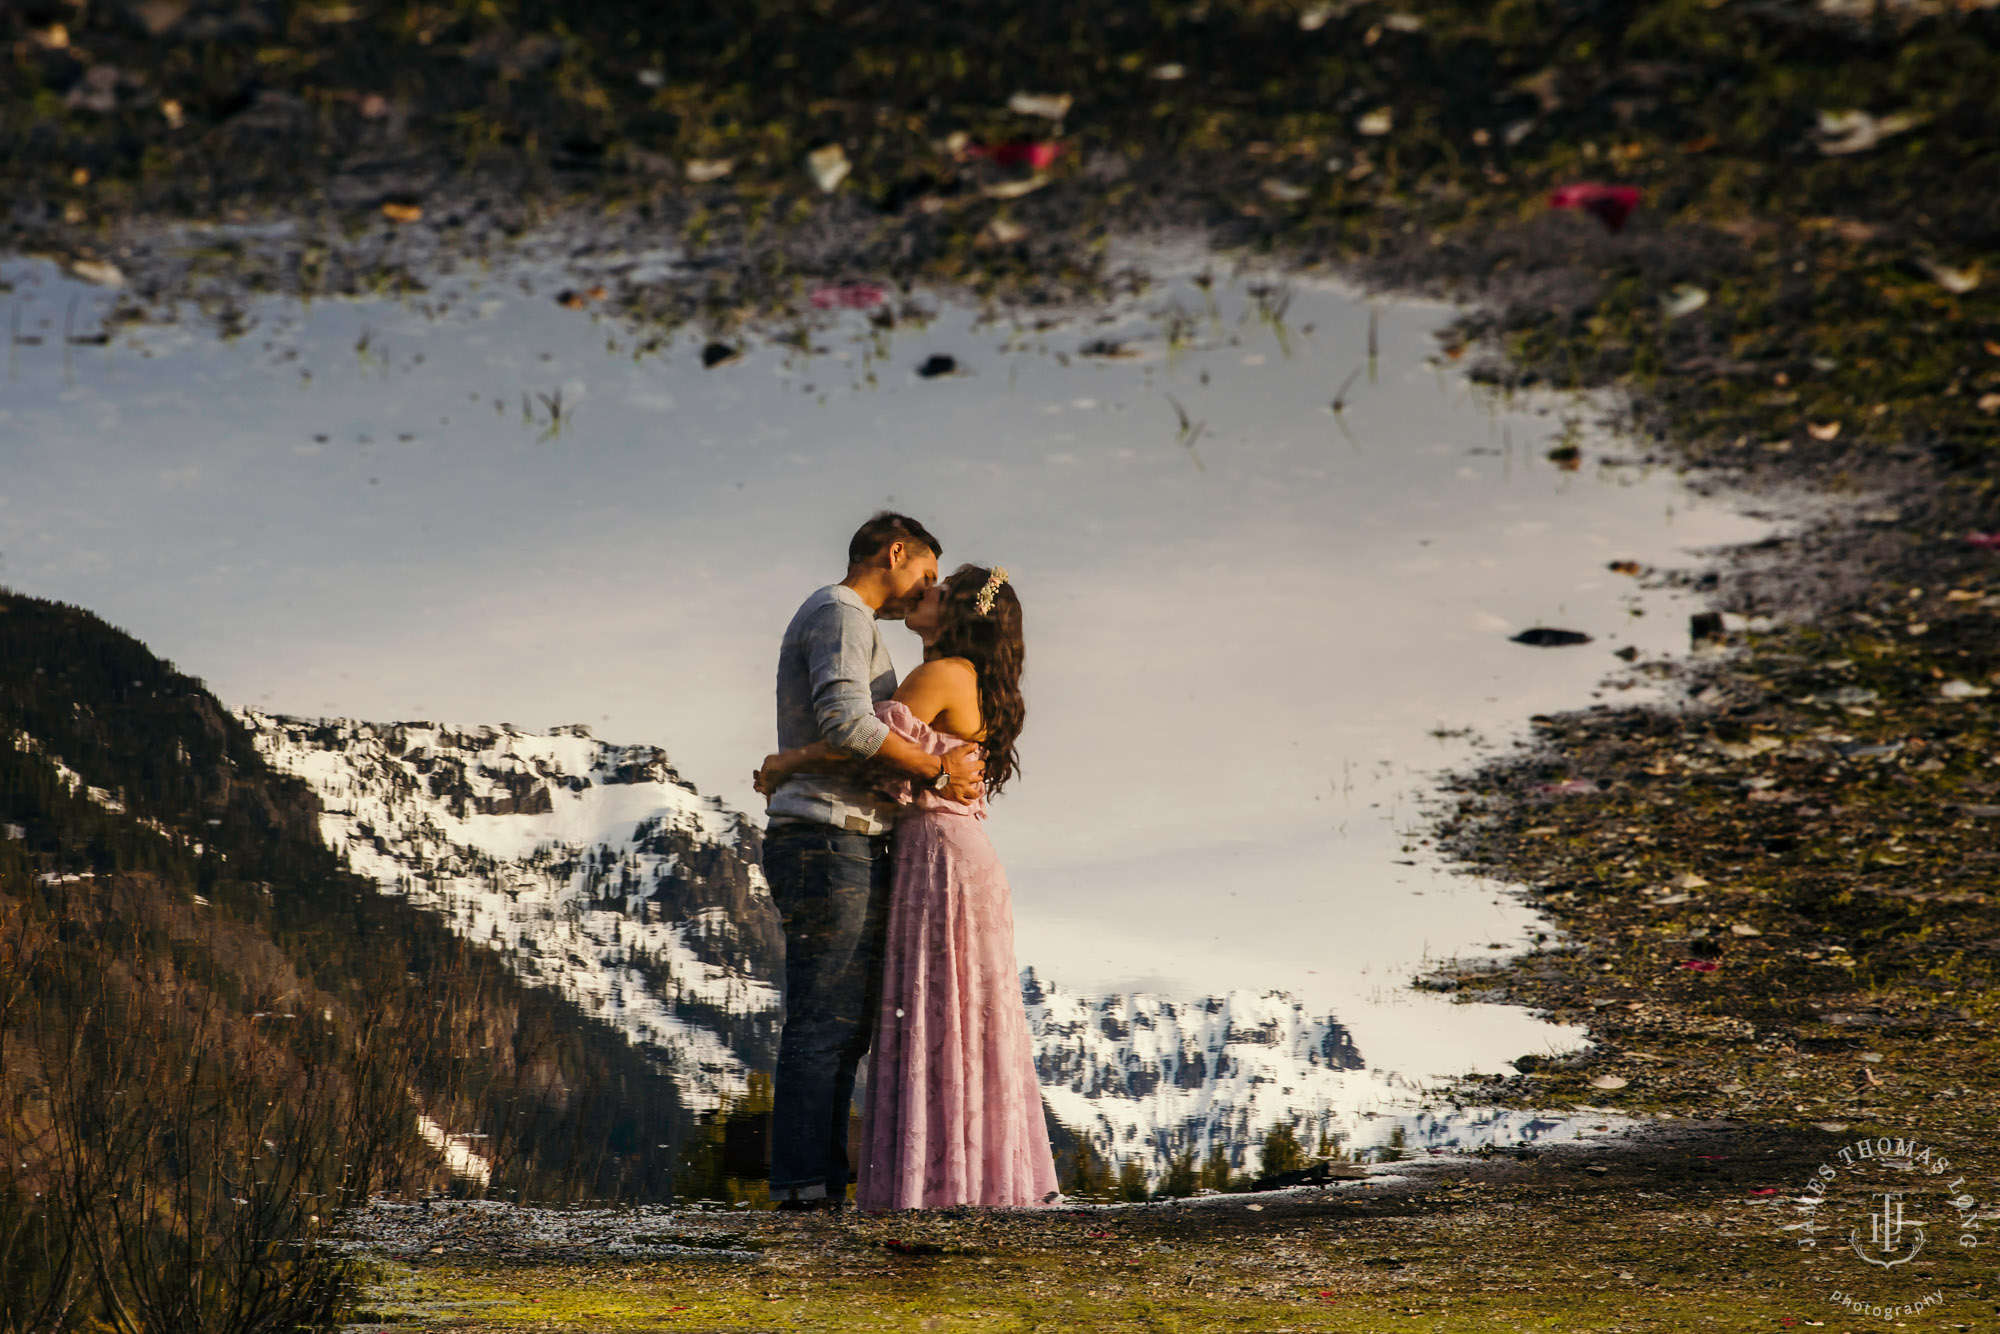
[847,512,942,568]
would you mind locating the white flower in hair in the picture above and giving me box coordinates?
[974,566,1010,616]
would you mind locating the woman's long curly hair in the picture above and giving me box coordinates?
[928,564,1025,796]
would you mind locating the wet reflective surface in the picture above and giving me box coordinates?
[1,243,1773,1179]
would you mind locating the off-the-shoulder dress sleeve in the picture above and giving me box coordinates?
[872,700,986,817]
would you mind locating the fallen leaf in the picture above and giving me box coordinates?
[683,157,735,183]
[1260,178,1309,202]
[1356,107,1394,136]
[1940,679,1992,700]
[1679,959,1719,972]
[1149,63,1185,81]
[1511,627,1592,647]
[1550,182,1641,233]
[1747,1187,1779,1197]
[806,144,850,192]
[1660,285,1709,319]
[966,140,1062,171]
[1589,1075,1629,1090]
[1008,91,1072,120]
[809,283,886,311]
[1514,68,1562,113]
[1807,420,1841,440]
[1918,257,1980,294]
[980,174,1048,200]
[1608,560,1644,575]
[1814,108,1927,156]
[1979,393,2000,414]
[981,217,1030,244]
[1970,533,2000,550]
[380,201,423,223]
[66,259,126,287]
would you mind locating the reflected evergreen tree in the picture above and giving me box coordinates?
[1260,1123,1307,1178]
[1115,1156,1149,1203]
[1157,1148,1199,1199]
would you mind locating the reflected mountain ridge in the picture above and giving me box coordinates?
[242,710,784,1102]
[244,708,1638,1181]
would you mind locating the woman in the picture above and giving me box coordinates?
[755,564,1058,1210]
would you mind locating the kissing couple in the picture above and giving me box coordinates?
[752,512,1059,1212]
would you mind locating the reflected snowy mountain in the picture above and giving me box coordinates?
[245,709,1587,1178]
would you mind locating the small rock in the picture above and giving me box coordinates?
[1589,1075,1628,1090]
[701,342,742,369]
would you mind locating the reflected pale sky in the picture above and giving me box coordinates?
[0,245,1773,1086]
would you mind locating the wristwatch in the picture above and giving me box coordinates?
[928,757,951,793]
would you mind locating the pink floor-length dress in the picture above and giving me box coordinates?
[855,700,1059,1211]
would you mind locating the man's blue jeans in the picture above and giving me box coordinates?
[762,821,893,1199]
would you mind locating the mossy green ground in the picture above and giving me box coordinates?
[351,1160,1995,1331]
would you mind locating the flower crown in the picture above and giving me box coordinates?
[973,566,1010,616]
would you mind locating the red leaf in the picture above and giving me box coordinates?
[1968,532,2000,550]
[1748,1187,1779,1196]
[1679,959,1719,972]
[809,282,886,310]
[968,139,1063,171]
[1549,182,1642,233]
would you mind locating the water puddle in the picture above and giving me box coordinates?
[1,242,1772,1184]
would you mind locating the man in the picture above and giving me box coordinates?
[760,512,983,1208]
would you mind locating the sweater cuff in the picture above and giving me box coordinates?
[833,713,890,759]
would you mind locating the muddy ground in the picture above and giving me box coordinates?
[9,0,2000,1328]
